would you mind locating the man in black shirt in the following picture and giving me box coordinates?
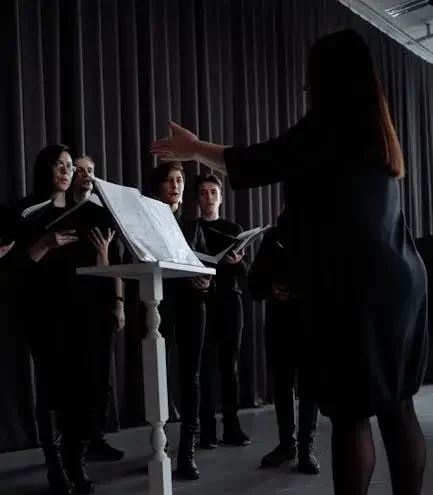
[70,156,125,462]
[248,226,320,474]
[195,174,250,448]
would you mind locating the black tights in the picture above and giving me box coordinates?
[331,398,425,495]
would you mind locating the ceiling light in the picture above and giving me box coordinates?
[385,0,433,17]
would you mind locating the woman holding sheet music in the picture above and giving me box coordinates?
[10,144,119,494]
[151,29,428,495]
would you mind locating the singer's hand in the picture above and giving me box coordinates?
[90,227,115,266]
[28,230,78,262]
[191,276,211,290]
[43,230,79,249]
[224,249,245,264]
[0,240,15,259]
[113,300,126,332]
[271,282,291,303]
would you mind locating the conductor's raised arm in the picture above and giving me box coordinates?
[150,116,314,190]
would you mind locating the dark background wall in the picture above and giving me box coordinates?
[1,0,433,453]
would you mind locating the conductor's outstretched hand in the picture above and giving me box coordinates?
[150,121,198,161]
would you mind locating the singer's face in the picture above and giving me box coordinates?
[52,151,73,192]
[198,181,222,215]
[74,157,95,192]
[159,169,184,206]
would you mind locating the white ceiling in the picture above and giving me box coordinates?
[338,0,433,64]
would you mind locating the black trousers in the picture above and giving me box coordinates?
[265,300,318,450]
[30,303,114,445]
[200,292,244,429]
[29,321,70,420]
[159,283,206,432]
[29,316,92,447]
[81,309,116,443]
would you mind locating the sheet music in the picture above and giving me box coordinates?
[21,199,52,219]
[233,225,272,253]
[196,224,272,265]
[22,194,102,229]
[93,178,204,267]
[45,194,103,229]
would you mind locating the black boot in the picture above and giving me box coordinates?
[298,445,320,474]
[260,443,297,468]
[297,400,320,474]
[175,427,200,480]
[62,439,95,494]
[222,415,251,446]
[37,410,74,495]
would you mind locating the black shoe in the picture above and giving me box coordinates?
[222,428,251,447]
[198,435,218,449]
[46,459,74,495]
[222,416,251,446]
[298,449,320,475]
[196,427,218,449]
[175,427,200,480]
[63,441,95,494]
[260,444,297,468]
[87,439,125,461]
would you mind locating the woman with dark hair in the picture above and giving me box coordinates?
[151,29,428,495]
[13,144,103,494]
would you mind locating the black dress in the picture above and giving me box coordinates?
[224,112,428,420]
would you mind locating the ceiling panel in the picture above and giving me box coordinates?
[338,0,433,63]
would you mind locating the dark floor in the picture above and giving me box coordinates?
[2,386,433,494]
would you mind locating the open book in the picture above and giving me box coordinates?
[195,224,272,265]
[21,195,102,228]
[92,178,204,267]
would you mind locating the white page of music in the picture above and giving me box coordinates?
[94,178,204,267]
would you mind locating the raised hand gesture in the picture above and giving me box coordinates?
[150,121,198,161]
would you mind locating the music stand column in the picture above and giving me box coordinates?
[140,268,172,495]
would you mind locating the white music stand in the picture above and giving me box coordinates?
[77,261,215,495]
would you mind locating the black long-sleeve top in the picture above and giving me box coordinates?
[11,198,122,317]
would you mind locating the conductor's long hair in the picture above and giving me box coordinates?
[307,29,405,178]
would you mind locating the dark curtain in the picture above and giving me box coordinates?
[1,0,433,453]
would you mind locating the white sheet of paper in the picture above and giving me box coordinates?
[93,178,204,267]
[233,225,272,252]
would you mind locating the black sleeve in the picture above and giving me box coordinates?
[223,114,315,190]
